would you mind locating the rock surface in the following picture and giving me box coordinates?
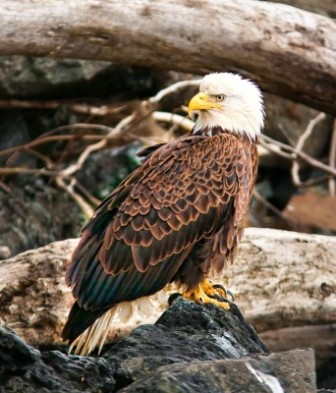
[0,56,155,99]
[0,327,115,393]
[120,349,316,393]
[0,179,83,259]
[0,297,319,392]
[105,298,268,388]
[0,144,143,259]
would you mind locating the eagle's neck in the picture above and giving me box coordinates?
[192,126,258,142]
[192,109,262,140]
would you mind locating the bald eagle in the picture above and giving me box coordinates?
[62,73,264,355]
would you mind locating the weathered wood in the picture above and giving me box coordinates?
[1,0,336,114]
[260,324,336,368]
[227,229,336,332]
[1,228,335,351]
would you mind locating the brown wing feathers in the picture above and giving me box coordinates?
[62,133,255,343]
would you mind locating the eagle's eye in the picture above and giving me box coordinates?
[216,94,226,102]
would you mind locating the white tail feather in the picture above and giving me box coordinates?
[98,309,116,354]
[67,286,183,356]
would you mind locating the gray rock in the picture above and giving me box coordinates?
[104,297,269,388]
[121,349,316,393]
[0,144,142,259]
[0,179,83,259]
[77,143,141,199]
[0,327,115,393]
[0,56,155,99]
[0,297,269,392]
[0,296,323,392]
[0,111,34,167]
[0,327,40,374]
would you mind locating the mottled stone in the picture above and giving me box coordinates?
[0,56,154,99]
[104,297,269,388]
[0,327,40,374]
[0,298,321,393]
[0,179,83,259]
[0,327,115,393]
[120,349,316,393]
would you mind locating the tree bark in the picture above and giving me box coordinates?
[1,0,336,114]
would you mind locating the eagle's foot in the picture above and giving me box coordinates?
[212,284,235,302]
[183,279,231,310]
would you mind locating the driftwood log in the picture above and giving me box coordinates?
[1,0,336,114]
[0,228,335,368]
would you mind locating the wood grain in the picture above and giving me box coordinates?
[1,0,335,113]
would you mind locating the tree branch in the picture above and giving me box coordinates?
[260,134,336,177]
[291,112,326,187]
[1,0,335,113]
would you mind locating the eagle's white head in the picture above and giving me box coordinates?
[188,73,264,140]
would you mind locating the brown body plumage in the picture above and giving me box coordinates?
[62,73,264,355]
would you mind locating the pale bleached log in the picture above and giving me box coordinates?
[227,229,336,332]
[1,0,336,114]
[0,228,335,351]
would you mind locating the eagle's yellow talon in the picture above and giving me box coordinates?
[183,279,231,311]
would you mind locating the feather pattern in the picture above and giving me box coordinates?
[62,129,258,352]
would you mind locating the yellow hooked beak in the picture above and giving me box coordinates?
[188,92,222,115]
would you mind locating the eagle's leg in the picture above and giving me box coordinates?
[183,279,230,310]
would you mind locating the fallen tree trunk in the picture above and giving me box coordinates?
[1,228,335,367]
[1,0,336,114]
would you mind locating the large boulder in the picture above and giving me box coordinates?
[0,298,318,392]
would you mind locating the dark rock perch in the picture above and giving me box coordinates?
[0,298,317,392]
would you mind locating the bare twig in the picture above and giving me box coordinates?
[2,76,335,222]
[25,148,54,168]
[55,176,94,218]
[61,114,135,177]
[253,189,292,224]
[291,112,326,187]
[288,175,330,188]
[0,133,102,158]
[0,167,58,176]
[328,119,336,196]
[149,79,200,104]
[0,99,125,117]
[258,136,293,160]
[153,111,194,132]
[259,134,336,177]
[74,180,101,207]
[0,181,10,193]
